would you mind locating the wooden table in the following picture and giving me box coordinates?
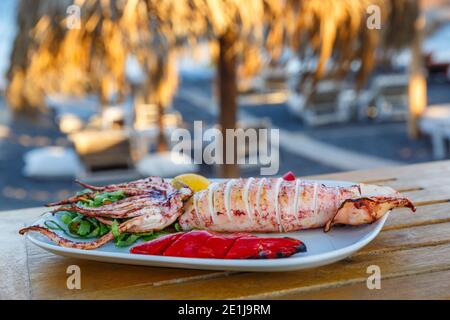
[2,160,450,299]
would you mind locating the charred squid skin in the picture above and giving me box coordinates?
[46,192,98,207]
[323,196,416,232]
[75,179,105,191]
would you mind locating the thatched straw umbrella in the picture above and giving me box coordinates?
[7,0,179,150]
[6,0,420,177]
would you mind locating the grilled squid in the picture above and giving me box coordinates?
[179,178,415,232]
[19,177,415,250]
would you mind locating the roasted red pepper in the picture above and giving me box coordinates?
[130,230,307,259]
[282,171,296,181]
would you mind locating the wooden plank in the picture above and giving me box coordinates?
[27,245,232,299]
[380,175,450,190]
[384,202,450,230]
[274,270,450,300]
[0,209,37,299]
[62,243,450,299]
[403,185,450,204]
[361,221,450,255]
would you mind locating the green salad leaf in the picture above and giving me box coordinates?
[77,220,91,236]
[111,220,120,238]
[114,233,141,247]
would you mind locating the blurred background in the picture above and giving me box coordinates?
[1,0,450,210]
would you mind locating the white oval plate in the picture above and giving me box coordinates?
[25,180,387,272]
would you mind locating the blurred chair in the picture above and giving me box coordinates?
[287,80,355,126]
[69,129,147,171]
[358,74,409,121]
[419,104,450,159]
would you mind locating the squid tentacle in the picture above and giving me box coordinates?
[95,217,114,225]
[19,181,193,249]
[46,189,154,207]
[51,195,157,216]
[75,177,165,192]
[46,193,97,207]
[64,203,148,219]
[19,226,115,250]
[74,179,105,191]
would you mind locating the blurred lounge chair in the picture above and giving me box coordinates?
[239,51,299,94]
[358,74,409,121]
[419,104,450,159]
[287,80,355,126]
[69,129,147,172]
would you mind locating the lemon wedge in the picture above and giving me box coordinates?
[173,173,210,192]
